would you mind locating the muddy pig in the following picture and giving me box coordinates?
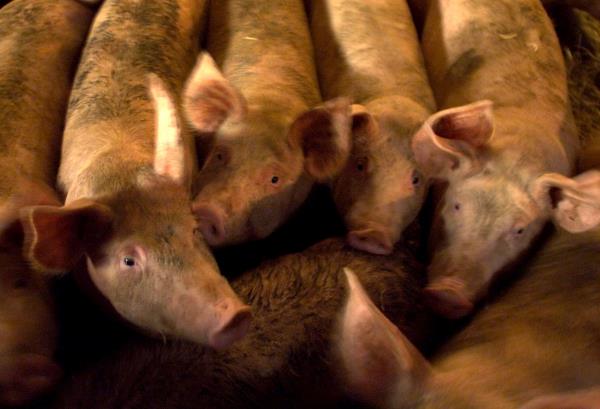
[184,0,352,247]
[19,0,252,349]
[411,0,600,318]
[307,0,436,255]
[0,0,95,405]
[55,238,427,409]
[337,219,600,408]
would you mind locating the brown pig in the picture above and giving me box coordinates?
[0,0,95,405]
[19,0,252,349]
[308,0,436,255]
[337,223,600,409]
[183,0,352,247]
[411,0,600,318]
[54,238,427,409]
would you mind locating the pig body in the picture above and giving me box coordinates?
[0,0,94,406]
[19,0,252,349]
[308,0,436,255]
[338,224,600,409]
[412,0,600,318]
[185,0,351,247]
[55,238,426,409]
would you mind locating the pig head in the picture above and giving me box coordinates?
[412,100,600,318]
[20,76,251,349]
[332,101,430,255]
[184,53,351,246]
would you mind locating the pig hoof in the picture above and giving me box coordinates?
[0,354,61,407]
[347,229,393,255]
[423,280,474,319]
[209,305,252,350]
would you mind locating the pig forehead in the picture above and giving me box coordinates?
[449,177,536,215]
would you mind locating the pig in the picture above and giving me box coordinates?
[307,0,436,255]
[336,225,600,408]
[18,0,252,349]
[183,0,352,247]
[411,0,600,318]
[55,238,428,409]
[0,0,95,405]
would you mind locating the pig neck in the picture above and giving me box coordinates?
[60,143,155,204]
[311,0,435,113]
[365,95,433,147]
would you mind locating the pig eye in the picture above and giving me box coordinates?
[123,256,136,267]
[411,170,421,186]
[454,203,461,211]
[355,157,368,172]
[271,176,279,184]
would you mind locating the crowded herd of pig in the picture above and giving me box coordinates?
[1,0,600,407]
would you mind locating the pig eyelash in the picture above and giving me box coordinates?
[123,256,136,267]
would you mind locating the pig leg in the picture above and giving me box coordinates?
[520,387,600,409]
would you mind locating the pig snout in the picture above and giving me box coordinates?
[423,253,491,319]
[0,353,61,407]
[171,290,252,350]
[193,203,226,246]
[347,228,394,255]
[208,298,253,351]
[423,276,474,319]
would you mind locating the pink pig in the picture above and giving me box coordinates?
[308,0,437,255]
[184,0,351,247]
[0,0,95,405]
[20,0,251,349]
[411,0,600,318]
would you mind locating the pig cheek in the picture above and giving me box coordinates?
[248,188,292,239]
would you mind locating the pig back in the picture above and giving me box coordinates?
[58,0,207,200]
[0,0,93,202]
[310,0,435,117]
[206,0,320,126]
[422,0,578,172]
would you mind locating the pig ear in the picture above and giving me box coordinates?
[148,74,193,188]
[19,199,113,274]
[288,97,352,181]
[411,100,494,179]
[183,52,247,133]
[530,170,600,233]
[337,268,432,408]
[0,180,61,248]
[350,104,380,150]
